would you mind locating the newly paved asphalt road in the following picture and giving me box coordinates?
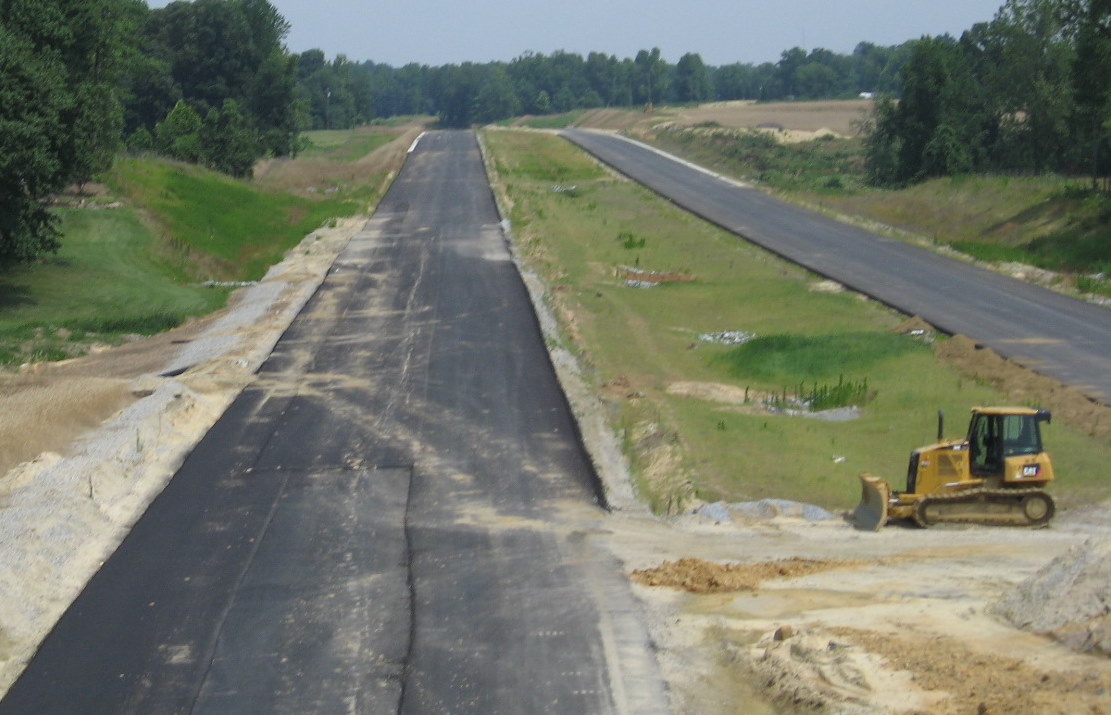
[563,129,1111,405]
[2,131,665,714]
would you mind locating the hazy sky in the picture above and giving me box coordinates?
[148,0,1007,67]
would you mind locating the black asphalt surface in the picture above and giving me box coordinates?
[563,129,1111,404]
[2,131,665,714]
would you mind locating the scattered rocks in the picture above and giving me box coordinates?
[693,499,837,523]
[619,265,693,287]
[697,330,755,345]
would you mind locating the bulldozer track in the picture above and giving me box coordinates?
[913,487,1054,528]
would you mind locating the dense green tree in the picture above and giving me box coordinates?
[633,47,669,105]
[866,36,991,183]
[584,52,620,105]
[472,65,520,123]
[200,99,257,177]
[0,0,141,262]
[963,1,1074,172]
[0,28,68,261]
[774,47,808,97]
[436,63,484,127]
[137,0,299,156]
[674,52,712,102]
[126,126,155,153]
[1064,0,1111,185]
[794,61,839,98]
[155,99,203,162]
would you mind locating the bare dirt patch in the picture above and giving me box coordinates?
[826,627,1111,714]
[671,99,873,136]
[604,512,1111,715]
[993,535,1111,657]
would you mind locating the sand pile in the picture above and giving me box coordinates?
[992,535,1111,656]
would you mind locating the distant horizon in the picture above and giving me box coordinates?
[143,0,1005,68]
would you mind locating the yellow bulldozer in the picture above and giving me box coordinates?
[853,406,1056,530]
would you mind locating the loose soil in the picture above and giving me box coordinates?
[630,557,864,594]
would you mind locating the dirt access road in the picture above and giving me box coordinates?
[1,129,1110,713]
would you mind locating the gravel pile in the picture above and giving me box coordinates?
[992,535,1111,657]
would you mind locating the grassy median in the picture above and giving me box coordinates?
[484,129,1110,513]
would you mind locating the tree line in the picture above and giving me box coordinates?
[295,43,910,131]
[865,0,1111,186]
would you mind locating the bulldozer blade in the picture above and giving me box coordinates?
[853,474,891,531]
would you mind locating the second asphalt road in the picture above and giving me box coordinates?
[564,129,1111,405]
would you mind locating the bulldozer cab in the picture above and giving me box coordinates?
[968,408,1049,477]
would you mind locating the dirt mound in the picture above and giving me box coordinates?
[992,536,1111,657]
[630,557,857,594]
[935,334,1111,439]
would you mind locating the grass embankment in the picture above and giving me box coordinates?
[0,126,409,366]
[647,123,1111,297]
[484,129,1110,513]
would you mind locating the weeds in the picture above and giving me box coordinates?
[766,376,873,412]
[618,231,646,249]
[653,125,867,193]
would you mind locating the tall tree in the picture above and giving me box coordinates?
[139,0,299,156]
[1064,0,1111,186]
[0,0,141,262]
[200,98,256,177]
[963,0,1075,173]
[674,52,712,102]
[633,47,669,105]
[0,28,68,261]
[866,36,992,184]
[472,65,520,123]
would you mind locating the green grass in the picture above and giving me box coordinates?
[109,158,361,281]
[299,128,397,161]
[716,333,924,383]
[0,206,229,364]
[511,110,586,130]
[485,128,1111,513]
[0,133,403,366]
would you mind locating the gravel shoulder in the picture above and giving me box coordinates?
[0,216,366,694]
